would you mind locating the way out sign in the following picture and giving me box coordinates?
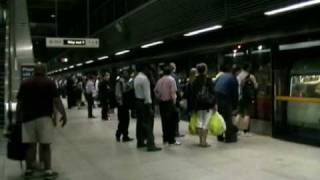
[46,37,99,48]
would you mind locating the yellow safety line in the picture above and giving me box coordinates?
[276,96,320,103]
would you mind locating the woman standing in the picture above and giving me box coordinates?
[191,63,216,147]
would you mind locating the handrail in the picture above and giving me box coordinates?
[276,96,320,104]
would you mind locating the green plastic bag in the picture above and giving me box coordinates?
[188,113,198,135]
[209,112,226,136]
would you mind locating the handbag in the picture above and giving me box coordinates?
[232,114,250,130]
[6,123,27,161]
[188,113,198,135]
[209,112,226,136]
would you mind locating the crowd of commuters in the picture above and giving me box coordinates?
[15,60,258,179]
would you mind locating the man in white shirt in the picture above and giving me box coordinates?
[134,64,161,152]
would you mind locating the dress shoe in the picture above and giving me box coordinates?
[123,137,134,142]
[115,135,121,142]
[147,146,162,152]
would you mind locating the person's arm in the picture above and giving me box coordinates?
[53,97,67,127]
[143,77,152,104]
[171,79,177,103]
[115,81,123,106]
[16,100,23,124]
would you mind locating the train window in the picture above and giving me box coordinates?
[290,75,320,98]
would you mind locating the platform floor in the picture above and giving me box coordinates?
[1,106,320,180]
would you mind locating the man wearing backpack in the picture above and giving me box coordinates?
[237,64,258,137]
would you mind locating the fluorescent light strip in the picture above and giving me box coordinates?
[184,25,222,37]
[115,50,130,56]
[141,41,164,48]
[76,63,83,67]
[63,68,67,71]
[85,60,94,64]
[264,0,320,16]
[97,56,109,60]
[279,40,320,51]
[69,65,74,69]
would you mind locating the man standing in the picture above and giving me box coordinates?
[154,65,180,145]
[98,73,112,121]
[215,61,239,143]
[17,64,67,180]
[134,64,161,152]
[115,70,134,142]
[86,75,96,118]
[169,62,184,137]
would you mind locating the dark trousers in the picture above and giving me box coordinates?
[101,101,109,119]
[173,108,180,135]
[216,93,237,142]
[136,100,155,148]
[159,101,176,144]
[116,105,130,138]
[86,94,94,117]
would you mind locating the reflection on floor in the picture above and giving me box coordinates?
[1,106,319,180]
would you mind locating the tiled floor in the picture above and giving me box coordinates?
[1,106,320,180]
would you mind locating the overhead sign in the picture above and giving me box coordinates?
[46,37,99,48]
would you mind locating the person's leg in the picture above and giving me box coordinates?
[40,144,51,170]
[168,102,177,144]
[136,101,145,147]
[116,106,124,141]
[26,143,37,170]
[197,111,205,146]
[202,110,213,147]
[122,106,133,141]
[159,102,168,143]
[101,102,107,120]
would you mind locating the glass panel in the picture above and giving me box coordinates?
[290,75,320,98]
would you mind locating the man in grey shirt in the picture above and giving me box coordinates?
[134,64,161,152]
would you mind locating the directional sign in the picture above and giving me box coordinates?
[46,37,99,48]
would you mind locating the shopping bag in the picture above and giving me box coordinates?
[232,114,249,130]
[6,123,27,161]
[209,112,226,136]
[188,113,198,135]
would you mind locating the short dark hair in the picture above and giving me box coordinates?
[163,65,172,75]
[34,64,46,76]
[196,63,207,75]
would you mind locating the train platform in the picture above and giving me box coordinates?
[1,106,319,180]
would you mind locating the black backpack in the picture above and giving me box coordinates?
[242,75,256,102]
[196,78,215,108]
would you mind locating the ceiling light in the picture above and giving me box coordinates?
[141,41,164,48]
[184,25,222,37]
[63,68,67,71]
[69,65,74,69]
[97,56,109,60]
[258,45,263,50]
[115,50,130,56]
[233,49,237,53]
[279,40,320,51]
[237,45,242,49]
[51,14,56,18]
[264,0,320,16]
[61,58,68,63]
[76,63,83,67]
[85,60,94,64]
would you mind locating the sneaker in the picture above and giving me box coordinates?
[169,141,181,146]
[244,132,253,137]
[43,171,58,180]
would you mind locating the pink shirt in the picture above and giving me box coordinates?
[154,75,177,101]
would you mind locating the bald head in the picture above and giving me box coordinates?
[34,64,46,76]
